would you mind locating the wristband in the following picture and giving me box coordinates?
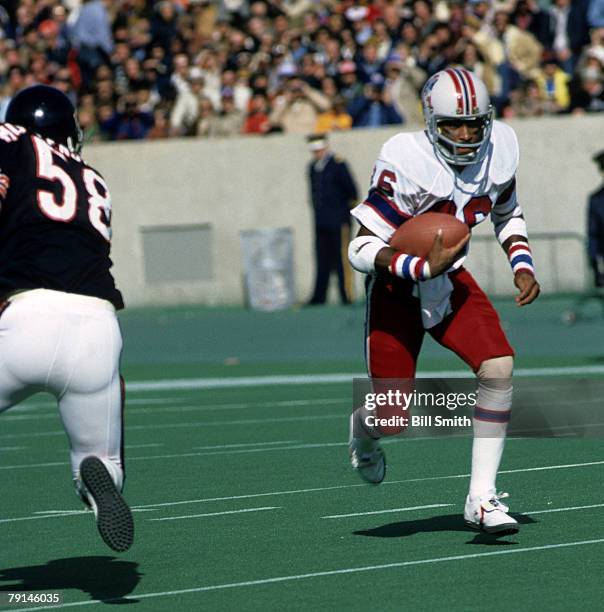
[508,241,534,276]
[389,252,431,281]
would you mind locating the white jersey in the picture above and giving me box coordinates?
[351,120,527,260]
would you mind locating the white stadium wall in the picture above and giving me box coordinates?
[84,114,604,307]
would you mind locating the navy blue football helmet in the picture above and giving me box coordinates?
[5,85,83,153]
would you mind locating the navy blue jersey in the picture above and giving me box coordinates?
[0,123,123,309]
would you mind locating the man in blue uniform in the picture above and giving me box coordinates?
[307,133,359,305]
[588,150,604,287]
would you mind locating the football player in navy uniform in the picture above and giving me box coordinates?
[0,85,133,552]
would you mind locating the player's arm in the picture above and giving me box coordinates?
[500,234,540,306]
[349,157,467,280]
[491,178,540,306]
[349,224,469,280]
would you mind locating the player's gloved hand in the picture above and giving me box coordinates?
[514,272,540,306]
[426,230,470,278]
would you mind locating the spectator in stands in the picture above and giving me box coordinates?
[100,94,154,140]
[70,0,113,87]
[148,108,171,140]
[455,38,496,95]
[170,68,204,136]
[549,0,591,73]
[508,79,546,117]
[315,95,352,133]
[195,96,216,137]
[151,1,178,53]
[383,48,426,125]
[208,90,244,137]
[513,0,552,49]
[589,1,604,29]
[349,77,404,128]
[357,40,384,84]
[337,60,363,107]
[1,0,601,141]
[570,52,604,112]
[78,105,102,144]
[243,92,271,135]
[472,9,542,113]
[535,53,571,113]
[270,77,330,134]
[0,65,26,120]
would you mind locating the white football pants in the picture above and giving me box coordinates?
[0,289,124,491]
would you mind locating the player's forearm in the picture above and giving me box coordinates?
[502,235,535,277]
[348,232,429,281]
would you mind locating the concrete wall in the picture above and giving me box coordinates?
[84,114,604,307]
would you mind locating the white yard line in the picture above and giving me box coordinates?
[124,365,604,392]
[322,504,453,519]
[149,506,280,521]
[10,538,604,611]
[0,414,343,440]
[191,440,300,450]
[134,459,604,509]
[523,503,604,515]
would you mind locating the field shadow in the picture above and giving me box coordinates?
[0,556,142,604]
[354,513,537,545]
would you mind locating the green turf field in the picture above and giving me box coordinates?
[1,295,603,611]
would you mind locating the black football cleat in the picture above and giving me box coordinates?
[80,456,134,552]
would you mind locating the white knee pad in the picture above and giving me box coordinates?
[476,356,513,409]
[477,356,513,382]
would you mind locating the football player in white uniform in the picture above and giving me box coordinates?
[0,86,133,551]
[347,68,540,534]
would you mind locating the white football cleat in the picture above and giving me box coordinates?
[464,491,519,534]
[349,437,386,484]
[349,414,386,484]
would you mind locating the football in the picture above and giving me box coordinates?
[389,212,469,258]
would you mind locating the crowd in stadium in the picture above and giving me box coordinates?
[0,0,603,143]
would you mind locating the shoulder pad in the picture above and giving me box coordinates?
[488,120,519,185]
[379,130,453,197]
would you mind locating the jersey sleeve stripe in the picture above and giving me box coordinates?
[350,204,396,242]
[365,190,411,227]
[495,178,516,207]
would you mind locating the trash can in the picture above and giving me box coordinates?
[239,227,295,311]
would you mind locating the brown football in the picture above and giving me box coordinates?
[389,212,469,258]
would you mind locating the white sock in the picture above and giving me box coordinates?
[350,405,381,440]
[469,382,512,500]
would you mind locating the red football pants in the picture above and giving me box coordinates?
[366,268,514,378]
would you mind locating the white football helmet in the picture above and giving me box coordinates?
[421,68,494,166]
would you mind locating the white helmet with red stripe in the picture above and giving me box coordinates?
[421,67,494,166]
